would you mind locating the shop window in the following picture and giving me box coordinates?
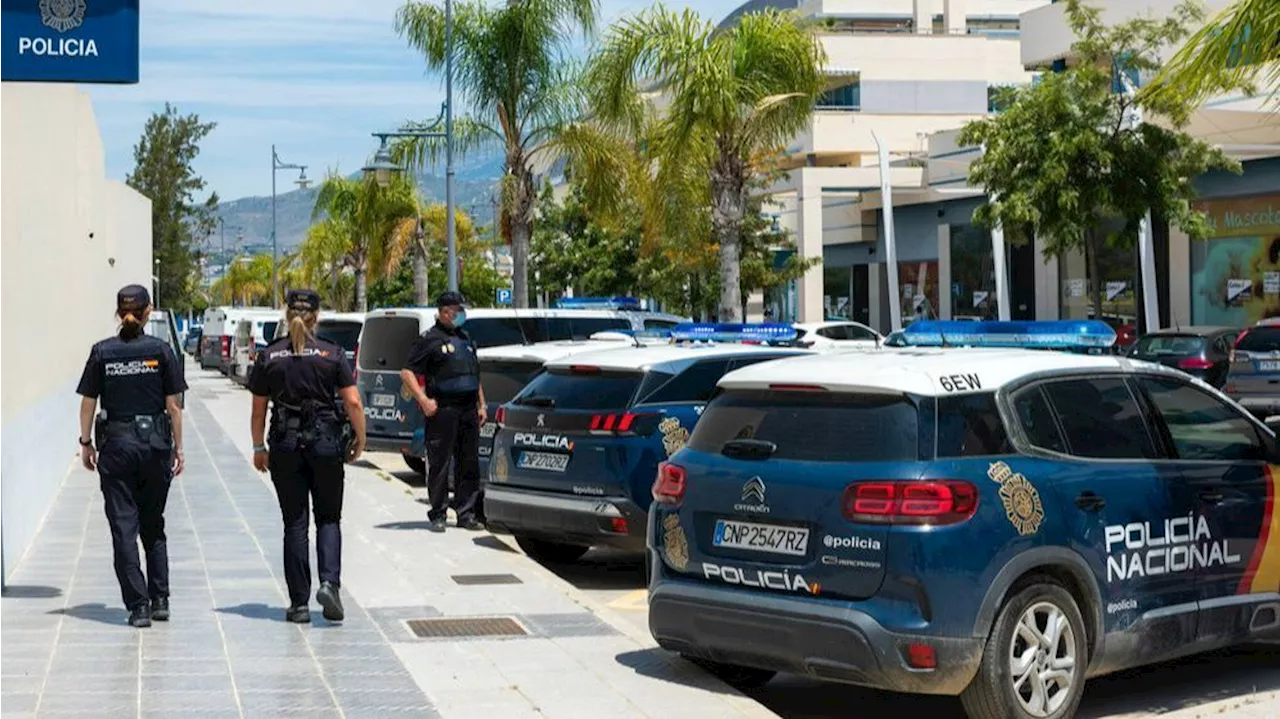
[1189,193,1280,325]
[1058,218,1137,329]
[824,265,853,319]
[901,261,940,326]
[951,224,999,319]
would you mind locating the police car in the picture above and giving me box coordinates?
[485,324,809,563]
[646,320,1280,719]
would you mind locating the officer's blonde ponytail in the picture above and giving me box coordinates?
[287,308,317,354]
[119,307,148,340]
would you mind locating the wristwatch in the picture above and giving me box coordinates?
[253,444,267,452]
[78,437,93,447]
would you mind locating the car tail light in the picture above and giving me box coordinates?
[570,364,600,374]
[589,412,655,435]
[221,336,231,358]
[652,462,686,507]
[769,384,828,392]
[494,405,507,426]
[841,481,978,525]
[906,643,937,670]
[1231,330,1249,363]
[1178,357,1213,370]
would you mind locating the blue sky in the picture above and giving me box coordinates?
[86,0,746,202]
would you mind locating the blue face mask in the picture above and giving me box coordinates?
[453,310,467,327]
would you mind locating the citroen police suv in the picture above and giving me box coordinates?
[647,320,1280,719]
[486,324,808,564]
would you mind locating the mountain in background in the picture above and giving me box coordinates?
[208,147,505,258]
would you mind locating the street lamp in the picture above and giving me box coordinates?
[271,145,310,307]
[153,258,161,309]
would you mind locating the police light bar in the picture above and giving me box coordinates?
[554,296,644,311]
[900,320,1116,349]
[670,323,798,343]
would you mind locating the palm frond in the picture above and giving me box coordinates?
[388,116,502,173]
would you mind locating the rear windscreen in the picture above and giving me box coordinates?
[464,316,631,347]
[1236,327,1280,353]
[262,322,278,343]
[689,390,920,461]
[545,317,630,339]
[359,316,420,371]
[1134,334,1206,355]
[512,368,643,411]
[481,360,543,404]
[317,321,362,352]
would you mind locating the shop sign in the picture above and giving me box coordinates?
[1,0,139,83]
[1193,193,1280,239]
[1227,278,1253,303]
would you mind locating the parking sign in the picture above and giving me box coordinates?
[496,288,513,305]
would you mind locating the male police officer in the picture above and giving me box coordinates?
[400,291,487,532]
[77,284,186,628]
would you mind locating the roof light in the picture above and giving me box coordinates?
[899,320,1116,350]
[554,296,644,311]
[670,323,798,343]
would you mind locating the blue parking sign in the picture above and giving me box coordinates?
[496,288,513,306]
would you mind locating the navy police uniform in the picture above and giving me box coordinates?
[250,290,355,616]
[76,285,186,618]
[405,292,483,526]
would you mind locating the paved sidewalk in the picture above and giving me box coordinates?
[1,368,774,719]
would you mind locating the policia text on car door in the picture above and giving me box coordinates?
[76,284,187,628]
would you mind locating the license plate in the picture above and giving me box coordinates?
[372,393,396,408]
[1258,361,1280,372]
[517,451,569,472]
[479,445,492,457]
[713,519,809,557]
[480,423,497,438]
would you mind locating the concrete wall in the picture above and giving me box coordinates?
[1,83,153,581]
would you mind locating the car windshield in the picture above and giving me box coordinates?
[1237,327,1280,354]
[480,360,544,404]
[317,321,362,352]
[1134,335,1206,356]
[512,368,643,411]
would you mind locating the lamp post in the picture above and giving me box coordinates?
[153,258,161,309]
[271,145,311,307]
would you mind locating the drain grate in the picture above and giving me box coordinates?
[451,573,523,586]
[405,616,527,638]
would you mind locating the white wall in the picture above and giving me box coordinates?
[1020,0,1229,66]
[1,82,153,581]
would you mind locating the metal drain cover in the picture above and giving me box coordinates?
[406,617,527,638]
[451,574,523,586]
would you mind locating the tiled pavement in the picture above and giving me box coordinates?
[1,366,776,719]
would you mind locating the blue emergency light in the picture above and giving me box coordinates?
[900,320,1116,350]
[670,323,798,343]
[554,296,644,311]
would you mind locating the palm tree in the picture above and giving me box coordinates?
[298,218,352,308]
[1142,0,1279,118]
[585,7,825,321]
[311,173,420,311]
[392,0,597,308]
[212,254,271,306]
[385,202,477,306]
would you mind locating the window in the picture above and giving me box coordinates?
[644,318,681,330]
[937,393,1012,457]
[845,325,878,341]
[545,317,630,340]
[480,360,543,404]
[1133,334,1207,357]
[817,326,849,340]
[513,369,643,411]
[817,75,860,110]
[1139,376,1266,461]
[316,321,362,352]
[466,318,537,348]
[359,316,421,372]
[1041,378,1157,459]
[1012,387,1067,453]
[689,390,920,462]
[639,360,731,405]
[1236,327,1280,354]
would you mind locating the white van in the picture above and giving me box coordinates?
[229,309,286,385]
[271,311,366,368]
[200,306,275,373]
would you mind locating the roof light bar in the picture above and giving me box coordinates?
[554,296,644,311]
[670,323,798,343]
[900,320,1116,349]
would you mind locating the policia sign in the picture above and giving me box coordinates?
[1,0,140,83]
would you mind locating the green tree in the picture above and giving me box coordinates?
[297,219,351,308]
[369,208,502,309]
[125,103,219,312]
[385,202,478,306]
[530,182,644,299]
[211,253,271,306]
[585,6,825,322]
[1143,0,1280,117]
[957,0,1239,321]
[393,0,597,308]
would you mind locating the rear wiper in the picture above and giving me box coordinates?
[516,397,555,408]
[722,439,777,460]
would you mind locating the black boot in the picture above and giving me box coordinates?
[129,604,152,628]
[316,582,344,622]
[151,597,170,622]
[286,605,311,624]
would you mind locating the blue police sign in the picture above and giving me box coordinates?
[1,0,140,84]
[495,288,513,306]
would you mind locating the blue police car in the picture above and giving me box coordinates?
[647,320,1280,719]
[485,324,808,563]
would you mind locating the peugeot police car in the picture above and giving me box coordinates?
[647,320,1280,719]
[485,324,809,564]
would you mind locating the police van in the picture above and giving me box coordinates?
[485,324,808,563]
[646,320,1280,719]
[230,309,285,386]
[199,306,276,373]
[359,301,686,473]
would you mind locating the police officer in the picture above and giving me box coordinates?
[400,291,487,533]
[76,285,187,628]
[249,289,367,623]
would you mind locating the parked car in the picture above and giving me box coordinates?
[200,306,276,373]
[1129,326,1239,388]
[787,321,883,350]
[1224,322,1280,417]
[183,326,202,356]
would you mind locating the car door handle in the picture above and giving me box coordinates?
[1074,492,1106,511]
[1199,490,1225,503]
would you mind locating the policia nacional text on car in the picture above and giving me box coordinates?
[76,285,187,628]
[400,291,487,533]
[250,289,367,624]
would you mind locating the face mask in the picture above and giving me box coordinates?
[453,310,467,327]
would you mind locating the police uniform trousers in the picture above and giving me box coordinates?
[268,448,344,608]
[425,399,481,523]
[97,435,172,610]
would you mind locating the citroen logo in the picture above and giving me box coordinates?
[536,413,546,427]
[375,374,384,387]
[742,476,766,503]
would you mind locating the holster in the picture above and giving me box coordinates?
[97,411,171,451]
[272,400,343,455]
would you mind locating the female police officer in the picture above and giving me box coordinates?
[77,284,187,628]
[249,289,366,623]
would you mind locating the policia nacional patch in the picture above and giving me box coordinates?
[987,461,1045,536]
[662,514,689,571]
[659,417,689,457]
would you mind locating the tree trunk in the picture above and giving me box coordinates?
[329,264,341,309]
[355,265,368,313]
[508,159,536,309]
[413,241,429,306]
[711,147,747,323]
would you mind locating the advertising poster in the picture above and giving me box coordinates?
[973,291,989,308]
[1190,193,1280,325]
[1266,272,1280,295]
[1068,279,1086,298]
[1105,281,1128,302]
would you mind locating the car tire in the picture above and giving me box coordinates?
[514,535,589,564]
[404,456,426,475]
[960,578,1088,719]
[681,655,776,689]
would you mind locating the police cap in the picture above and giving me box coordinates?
[117,284,151,311]
[286,289,321,312]
[435,291,467,309]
